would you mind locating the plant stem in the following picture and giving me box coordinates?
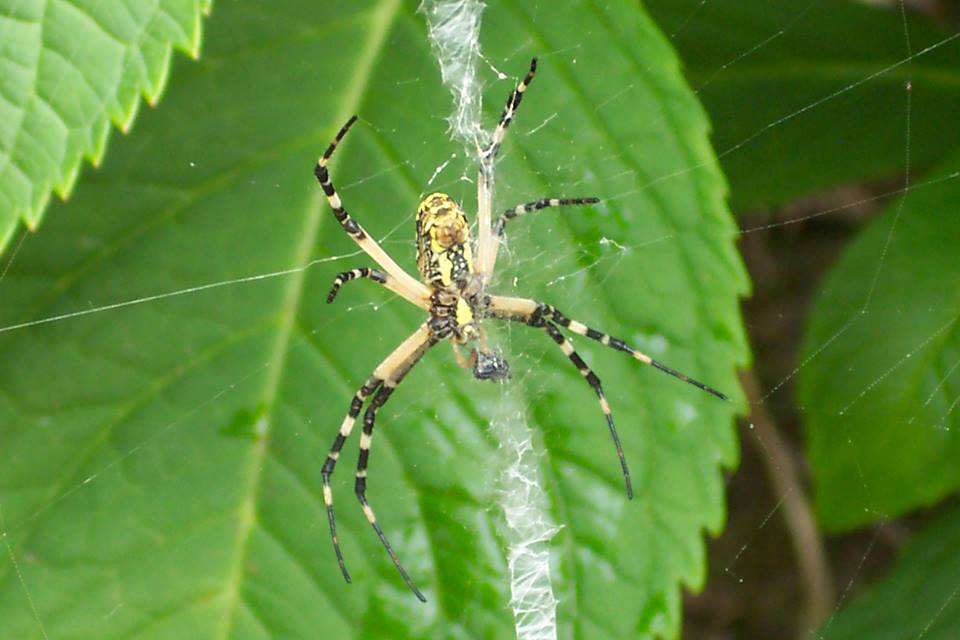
[741,370,833,637]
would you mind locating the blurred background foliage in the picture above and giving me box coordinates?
[646,0,960,637]
[1,0,959,638]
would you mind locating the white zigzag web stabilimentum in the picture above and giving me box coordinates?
[420,2,560,638]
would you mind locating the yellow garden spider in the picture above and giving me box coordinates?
[316,58,727,602]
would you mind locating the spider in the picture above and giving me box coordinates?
[315,57,727,602]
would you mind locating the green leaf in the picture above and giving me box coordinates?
[799,152,960,531]
[644,0,960,211]
[0,0,212,254]
[0,1,748,638]
[819,505,960,639]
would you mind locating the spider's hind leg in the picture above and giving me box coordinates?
[313,117,432,311]
[494,197,600,238]
[483,57,538,161]
[326,267,388,303]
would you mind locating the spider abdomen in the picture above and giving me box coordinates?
[416,192,474,290]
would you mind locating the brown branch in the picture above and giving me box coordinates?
[740,370,833,637]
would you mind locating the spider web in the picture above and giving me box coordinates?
[1,0,959,639]
[421,2,561,638]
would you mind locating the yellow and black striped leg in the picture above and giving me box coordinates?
[475,58,540,281]
[322,376,382,583]
[322,324,435,598]
[493,197,600,237]
[356,382,428,602]
[540,304,728,401]
[540,321,634,498]
[314,117,432,309]
[326,267,388,303]
[483,57,538,161]
[315,116,364,239]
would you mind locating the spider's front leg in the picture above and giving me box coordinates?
[486,295,729,497]
[321,323,437,602]
[354,382,427,601]
[480,296,632,495]
[523,310,634,497]
[352,324,439,603]
[489,295,728,400]
[322,376,382,582]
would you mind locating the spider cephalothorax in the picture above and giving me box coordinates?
[416,191,511,380]
[316,57,727,602]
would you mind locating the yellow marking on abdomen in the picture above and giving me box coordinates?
[456,298,474,326]
[416,192,474,288]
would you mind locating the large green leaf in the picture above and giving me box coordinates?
[644,0,960,211]
[819,505,960,639]
[799,152,960,531]
[0,1,747,637]
[0,0,211,254]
